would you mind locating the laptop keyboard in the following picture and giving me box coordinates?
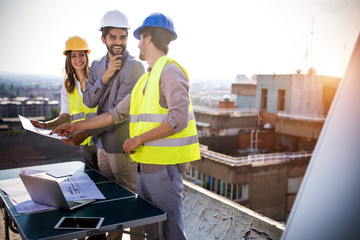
[68,201,82,208]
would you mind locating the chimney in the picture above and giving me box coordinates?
[219,95,235,110]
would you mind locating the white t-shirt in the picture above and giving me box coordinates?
[60,79,83,115]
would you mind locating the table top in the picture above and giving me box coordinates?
[0,161,166,240]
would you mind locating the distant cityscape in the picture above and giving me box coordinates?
[0,72,237,119]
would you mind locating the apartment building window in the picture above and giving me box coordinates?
[220,181,227,197]
[190,167,195,179]
[202,174,211,190]
[211,177,217,193]
[278,89,286,111]
[185,169,249,202]
[261,88,268,110]
[185,166,196,180]
[232,184,239,200]
[194,170,202,185]
[241,183,249,200]
[226,183,232,199]
[288,176,302,194]
[230,183,249,201]
[215,179,221,195]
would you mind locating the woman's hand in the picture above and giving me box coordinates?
[30,120,46,129]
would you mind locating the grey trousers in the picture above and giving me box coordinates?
[97,149,138,193]
[137,165,187,240]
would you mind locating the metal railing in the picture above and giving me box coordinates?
[200,145,312,166]
[277,111,326,122]
[193,106,259,116]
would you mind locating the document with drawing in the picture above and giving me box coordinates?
[18,115,66,140]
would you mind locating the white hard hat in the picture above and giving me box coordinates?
[99,10,130,31]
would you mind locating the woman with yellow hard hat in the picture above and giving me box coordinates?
[31,36,98,170]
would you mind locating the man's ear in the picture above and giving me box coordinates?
[146,35,152,44]
[101,36,106,44]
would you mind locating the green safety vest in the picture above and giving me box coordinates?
[68,84,97,145]
[129,56,200,164]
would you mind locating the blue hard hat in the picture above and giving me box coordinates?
[133,13,177,40]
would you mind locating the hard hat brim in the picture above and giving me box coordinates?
[99,26,130,31]
[63,50,91,56]
[133,26,177,40]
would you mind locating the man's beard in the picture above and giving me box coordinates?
[139,51,146,61]
[106,43,126,56]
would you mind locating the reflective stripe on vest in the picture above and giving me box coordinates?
[130,112,195,123]
[71,112,97,121]
[144,135,199,147]
[129,56,200,164]
[69,84,98,145]
[70,112,84,122]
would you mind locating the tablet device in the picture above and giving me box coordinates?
[54,217,104,230]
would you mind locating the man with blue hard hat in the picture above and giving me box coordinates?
[123,12,201,239]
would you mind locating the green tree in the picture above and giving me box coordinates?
[45,107,60,121]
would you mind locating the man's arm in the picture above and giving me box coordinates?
[52,95,130,136]
[52,112,114,137]
[83,54,123,108]
[83,61,106,108]
[31,113,69,129]
[160,63,190,132]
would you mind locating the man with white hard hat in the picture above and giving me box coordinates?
[82,10,144,239]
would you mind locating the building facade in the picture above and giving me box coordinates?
[190,69,340,221]
[185,145,311,221]
[0,97,59,118]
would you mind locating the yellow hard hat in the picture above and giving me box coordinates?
[63,36,90,56]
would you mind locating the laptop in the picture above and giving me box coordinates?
[19,174,95,211]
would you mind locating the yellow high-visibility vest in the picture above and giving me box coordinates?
[129,56,200,164]
[69,84,97,145]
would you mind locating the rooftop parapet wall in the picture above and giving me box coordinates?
[183,181,285,240]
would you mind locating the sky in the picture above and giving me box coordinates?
[0,0,359,81]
